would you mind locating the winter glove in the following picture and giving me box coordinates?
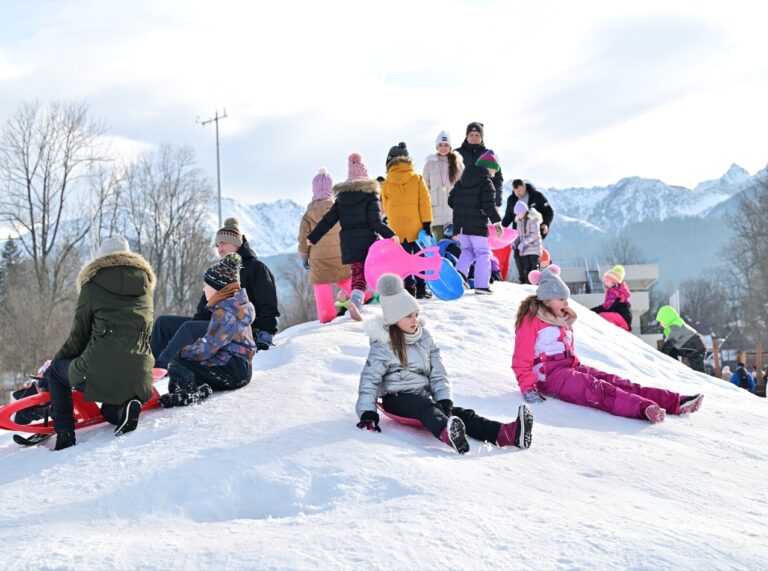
[356,410,381,432]
[517,241,526,254]
[493,222,504,238]
[422,222,433,236]
[255,330,274,351]
[437,399,453,417]
[523,389,546,404]
[301,257,310,270]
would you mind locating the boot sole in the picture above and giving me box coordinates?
[446,416,470,455]
[679,394,703,414]
[115,399,142,436]
[347,303,363,321]
[516,404,534,449]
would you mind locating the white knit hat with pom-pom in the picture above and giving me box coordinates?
[377,273,420,325]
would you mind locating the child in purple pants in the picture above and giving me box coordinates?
[512,265,704,423]
[448,150,504,295]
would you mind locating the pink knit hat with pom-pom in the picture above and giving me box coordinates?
[528,265,570,300]
[312,167,334,200]
[347,152,370,181]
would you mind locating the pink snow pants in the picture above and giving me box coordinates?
[538,357,681,419]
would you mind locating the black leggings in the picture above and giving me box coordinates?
[46,358,138,430]
[381,392,502,443]
[168,356,251,393]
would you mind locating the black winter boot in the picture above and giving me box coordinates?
[53,429,76,451]
[114,399,142,436]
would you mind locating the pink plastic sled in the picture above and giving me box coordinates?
[376,402,422,427]
[487,225,518,249]
[313,279,352,323]
[364,239,442,293]
[599,312,631,331]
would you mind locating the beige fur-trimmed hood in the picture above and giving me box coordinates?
[77,251,157,292]
[333,178,380,196]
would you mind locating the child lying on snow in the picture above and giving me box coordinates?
[512,266,704,423]
[160,254,256,408]
[355,273,533,454]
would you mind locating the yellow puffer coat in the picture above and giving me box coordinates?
[381,159,433,242]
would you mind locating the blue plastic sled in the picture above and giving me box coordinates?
[416,230,465,301]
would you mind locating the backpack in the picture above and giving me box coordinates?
[736,367,751,390]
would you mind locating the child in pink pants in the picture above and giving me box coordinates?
[512,265,704,423]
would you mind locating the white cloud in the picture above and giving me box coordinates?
[0,0,767,202]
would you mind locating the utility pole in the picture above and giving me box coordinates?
[197,109,228,228]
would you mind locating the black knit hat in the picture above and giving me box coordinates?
[386,142,409,167]
[466,122,484,139]
[204,253,242,290]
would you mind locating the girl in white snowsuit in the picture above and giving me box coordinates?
[355,273,533,454]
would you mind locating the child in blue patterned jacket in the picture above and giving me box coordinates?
[160,253,257,408]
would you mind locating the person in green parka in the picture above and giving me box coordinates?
[45,236,156,451]
[655,305,707,373]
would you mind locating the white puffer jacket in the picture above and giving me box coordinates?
[422,152,464,226]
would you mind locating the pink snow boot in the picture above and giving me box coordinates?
[497,404,533,449]
[679,394,703,415]
[644,404,666,423]
[439,416,469,454]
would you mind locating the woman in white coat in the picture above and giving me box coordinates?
[422,131,464,240]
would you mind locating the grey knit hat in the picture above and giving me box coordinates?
[96,235,130,258]
[377,273,420,325]
[529,265,570,301]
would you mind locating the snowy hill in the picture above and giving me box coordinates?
[1,283,766,570]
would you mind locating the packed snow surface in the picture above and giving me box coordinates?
[1,283,766,570]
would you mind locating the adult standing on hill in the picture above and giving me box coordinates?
[502,179,554,238]
[151,218,280,368]
[455,122,503,207]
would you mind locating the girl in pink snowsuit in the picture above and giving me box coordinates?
[512,265,704,423]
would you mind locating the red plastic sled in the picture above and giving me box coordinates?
[599,312,631,331]
[376,402,422,427]
[0,368,168,435]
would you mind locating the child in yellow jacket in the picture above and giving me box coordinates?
[380,142,433,299]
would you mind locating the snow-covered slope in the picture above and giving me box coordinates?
[1,283,766,570]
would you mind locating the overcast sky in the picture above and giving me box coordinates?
[1,0,767,204]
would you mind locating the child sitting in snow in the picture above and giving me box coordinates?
[160,254,256,408]
[356,273,533,454]
[512,265,703,423]
[591,265,632,330]
[511,202,542,284]
[307,152,396,321]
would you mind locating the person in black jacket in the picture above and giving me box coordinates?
[151,218,280,368]
[502,180,554,236]
[448,150,503,294]
[454,122,503,207]
[307,152,396,320]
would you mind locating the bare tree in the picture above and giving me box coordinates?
[601,229,647,265]
[0,101,109,309]
[726,175,768,345]
[272,254,316,329]
[122,145,215,314]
